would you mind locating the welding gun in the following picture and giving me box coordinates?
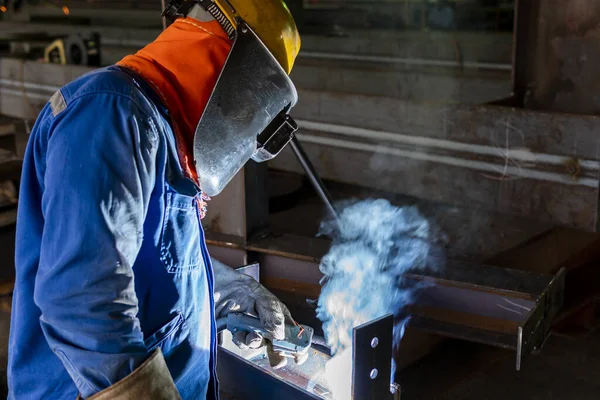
[225,312,314,358]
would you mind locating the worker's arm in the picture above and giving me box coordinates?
[212,257,307,368]
[33,92,178,399]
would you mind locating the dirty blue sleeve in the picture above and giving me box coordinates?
[33,92,158,398]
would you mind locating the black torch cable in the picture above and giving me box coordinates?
[289,135,339,221]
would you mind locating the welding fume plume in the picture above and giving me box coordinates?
[316,199,445,399]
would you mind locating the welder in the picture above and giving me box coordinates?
[8,0,302,399]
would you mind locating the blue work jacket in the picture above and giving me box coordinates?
[8,66,218,399]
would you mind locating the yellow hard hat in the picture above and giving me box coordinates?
[211,0,300,74]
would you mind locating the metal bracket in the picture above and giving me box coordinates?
[353,314,394,400]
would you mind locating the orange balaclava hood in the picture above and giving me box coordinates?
[118,17,232,184]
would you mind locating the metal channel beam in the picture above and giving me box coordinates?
[228,234,565,371]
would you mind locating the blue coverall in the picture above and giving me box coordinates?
[8,66,218,399]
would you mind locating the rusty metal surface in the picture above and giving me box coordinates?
[249,235,559,297]
[523,0,600,115]
[268,89,600,230]
[248,234,331,262]
[289,90,600,163]
[408,316,518,349]
[408,267,565,371]
[412,285,535,325]
[413,259,557,298]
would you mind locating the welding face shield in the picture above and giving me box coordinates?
[192,20,299,196]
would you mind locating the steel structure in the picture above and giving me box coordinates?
[218,314,395,400]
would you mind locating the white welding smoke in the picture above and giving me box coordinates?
[316,199,444,399]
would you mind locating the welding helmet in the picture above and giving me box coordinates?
[163,0,301,196]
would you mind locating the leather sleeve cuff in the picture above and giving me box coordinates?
[82,349,181,400]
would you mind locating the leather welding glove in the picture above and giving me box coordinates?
[76,349,181,400]
[212,257,308,369]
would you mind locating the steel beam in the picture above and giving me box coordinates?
[517,0,600,115]
[211,234,564,372]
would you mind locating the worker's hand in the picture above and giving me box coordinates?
[212,258,308,369]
